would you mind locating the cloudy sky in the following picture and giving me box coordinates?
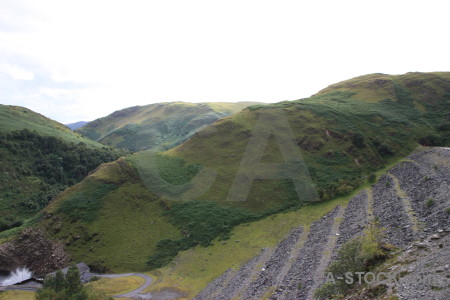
[1,0,449,123]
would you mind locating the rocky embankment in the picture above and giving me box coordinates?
[0,228,70,277]
[194,147,450,300]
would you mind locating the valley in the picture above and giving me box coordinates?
[0,72,449,299]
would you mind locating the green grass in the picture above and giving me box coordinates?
[147,201,255,268]
[168,72,449,210]
[42,160,183,272]
[144,192,352,298]
[0,105,101,147]
[33,72,450,276]
[58,180,118,222]
[78,102,264,152]
[0,291,35,300]
[85,276,145,296]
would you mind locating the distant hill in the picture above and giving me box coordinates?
[24,72,450,274]
[0,105,126,231]
[0,105,101,147]
[66,121,88,130]
[77,102,264,152]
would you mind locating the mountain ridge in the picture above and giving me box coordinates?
[28,71,450,274]
[77,101,264,152]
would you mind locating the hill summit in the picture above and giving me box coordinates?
[78,102,263,152]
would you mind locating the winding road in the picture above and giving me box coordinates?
[94,273,153,298]
[2,273,153,299]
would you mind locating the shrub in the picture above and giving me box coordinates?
[314,221,386,299]
[147,201,255,268]
[352,133,365,148]
[419,134,442,146]
[426,198,434,207]
[368,173,376,184]
[58,181,118,222]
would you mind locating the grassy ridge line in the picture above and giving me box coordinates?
[78,101,264,152]
[36,72,450,274]
[0,105,101,148]
[168,72,450,212]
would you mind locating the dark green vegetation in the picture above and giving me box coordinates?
[58,180,118,222]
[0,106,126,233]
[32,72,450,271]
[36,265,111,300]
[314,221,390,299]
[78,102,262,152]
[147,201,254,268]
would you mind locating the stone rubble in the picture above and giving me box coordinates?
[194,147,450,300]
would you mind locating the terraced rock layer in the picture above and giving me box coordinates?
[194,147,450,300]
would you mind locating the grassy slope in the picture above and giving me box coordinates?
[77,102,263,152]
[41,159,183,272]
[0,105,100,147]
[142,154,414,299]
[39,72,449,273]
[167,72,450,211]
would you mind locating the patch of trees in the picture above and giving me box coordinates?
[0,129,126,212]
[36,265,111,300]
[147,201,254,269]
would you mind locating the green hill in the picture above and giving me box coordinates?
[77,102,263,152]
[0,105,126,234]
[0,105,99,147]
[18,72,450,274]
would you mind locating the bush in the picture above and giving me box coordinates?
[58,181,118,222]
[368,173,376,184]
[147,201,255,269]
[426,198,434,207]
[315,221,387,299]
[419,134,442,146]
[352,133,365,148]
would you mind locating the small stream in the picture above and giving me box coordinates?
[0,267,33,286]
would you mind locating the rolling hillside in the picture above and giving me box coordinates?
[19,72,447,276]
[0,105,126,234]
[78,102,263,152]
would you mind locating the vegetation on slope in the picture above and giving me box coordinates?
[78,102,263,152]
[41,159,182,272]
[314,221,389,299]
[38,72,450,273]
[169,72,450,210]
[0,105,99,147]
[0,129,125,234]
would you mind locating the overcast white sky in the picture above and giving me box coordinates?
[1,0,449,123]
